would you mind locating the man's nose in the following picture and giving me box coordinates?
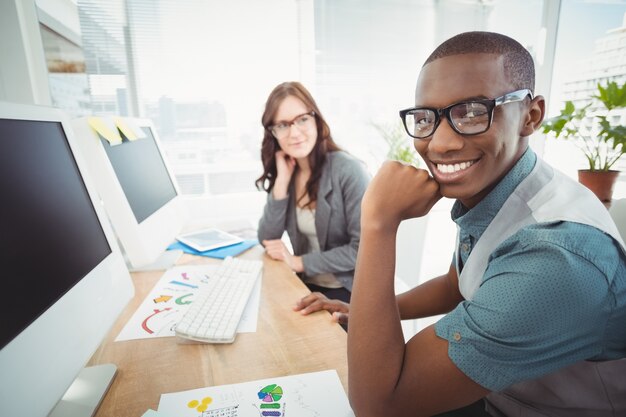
[428,118,465,154]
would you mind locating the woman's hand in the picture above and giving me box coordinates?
[262,239,304,273]
[294,292,350,325]
[272,150,296,199]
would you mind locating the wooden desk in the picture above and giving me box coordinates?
[88,246,348,417]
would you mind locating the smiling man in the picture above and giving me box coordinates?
[347,32,626,417]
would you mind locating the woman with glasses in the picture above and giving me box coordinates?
[256,81,370,311]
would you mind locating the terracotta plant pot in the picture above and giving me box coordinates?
[578,170,620,202]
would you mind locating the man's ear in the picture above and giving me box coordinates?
[520,95,545,137]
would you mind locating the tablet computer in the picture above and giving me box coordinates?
[176,228,244,252]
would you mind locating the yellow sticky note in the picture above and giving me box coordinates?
[87,116,122,145]
[115,117,146,140]
[114,117,138,141]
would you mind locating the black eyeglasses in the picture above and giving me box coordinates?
[399,89,533,139]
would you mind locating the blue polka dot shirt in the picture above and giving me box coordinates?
[434,148,626,391]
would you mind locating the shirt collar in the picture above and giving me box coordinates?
[451,147,537,239]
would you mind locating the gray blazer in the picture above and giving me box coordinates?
[257,151,370,291]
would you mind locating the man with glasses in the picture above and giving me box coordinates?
[347,31,626,416]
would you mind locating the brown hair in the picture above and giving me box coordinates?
[255,81,341,207]
[425,31,535,93]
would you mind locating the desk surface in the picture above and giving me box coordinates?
[88,246,348,417]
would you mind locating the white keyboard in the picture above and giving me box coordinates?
[174,256,262,343]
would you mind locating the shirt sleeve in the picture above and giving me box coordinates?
[257,192,289,242]
[434,224,618,391]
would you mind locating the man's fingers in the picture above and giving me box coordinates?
[294,292,324,311]
[331,300,350,314]
[332,312,349,325]
[300,300,324,315]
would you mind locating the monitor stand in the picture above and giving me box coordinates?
[126,249,183,272]
[49,364,117,417]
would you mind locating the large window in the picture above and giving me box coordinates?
[31,0,624,196]
[313,0,544,170]
[76,0,307,206]
[72,0,547,203]
[35,0,617,220]
[544,0,626,197]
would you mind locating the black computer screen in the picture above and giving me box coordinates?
[0,119,111,351]
[101,126,177,224]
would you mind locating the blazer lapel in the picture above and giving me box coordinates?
[316,160,332,250]
[287,179,302,252]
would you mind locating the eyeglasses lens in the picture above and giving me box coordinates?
[449,102,490,135]
[404,109,436,138]
[271,113,314,139]
[295,114,312,128]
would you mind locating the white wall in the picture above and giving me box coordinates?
[36,0,82,41]
[0,0,51,105]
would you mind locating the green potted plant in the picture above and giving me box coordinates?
[542,80,626,202]
[371,120,421,166]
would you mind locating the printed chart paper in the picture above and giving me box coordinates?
[158,370,354,417]
[116,265,261,341]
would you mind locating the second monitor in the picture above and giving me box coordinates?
[72,117,189,270]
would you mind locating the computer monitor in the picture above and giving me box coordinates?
[71,117,188,270]
[0,102,134,417]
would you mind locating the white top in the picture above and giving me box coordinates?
[296,207,343,289]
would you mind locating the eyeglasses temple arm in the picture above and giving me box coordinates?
[496,89,534,106]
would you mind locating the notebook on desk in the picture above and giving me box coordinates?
[167,239,258,259]
[176,228,243,252]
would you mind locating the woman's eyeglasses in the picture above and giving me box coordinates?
[268,111,316,139]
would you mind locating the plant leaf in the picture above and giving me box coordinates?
[595,81,626,110]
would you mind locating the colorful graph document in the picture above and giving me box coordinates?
[116,265,261,341]
[158,370,354,417]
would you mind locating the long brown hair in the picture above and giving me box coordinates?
[255,81,341,207]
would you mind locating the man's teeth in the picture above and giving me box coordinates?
[437,160,474,173]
